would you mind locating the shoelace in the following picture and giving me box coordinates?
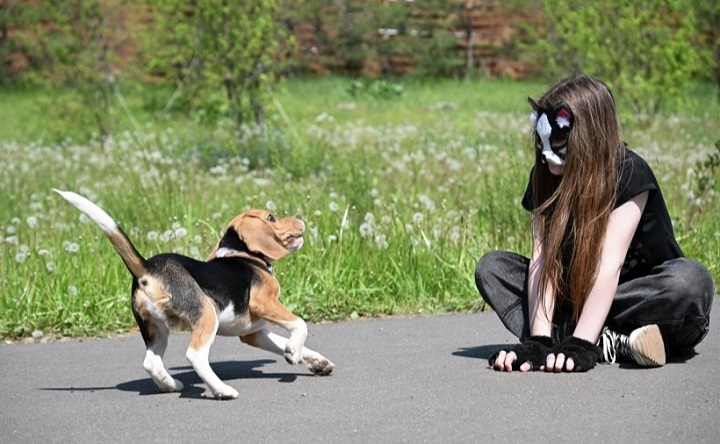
[599,328,632,364]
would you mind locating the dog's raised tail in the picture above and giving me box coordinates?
[53,189,148,279]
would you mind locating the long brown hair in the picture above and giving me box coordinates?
[532,74,625,321]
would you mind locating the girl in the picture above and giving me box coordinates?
[475,74,714,372]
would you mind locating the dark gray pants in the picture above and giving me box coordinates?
[475,251,714,354]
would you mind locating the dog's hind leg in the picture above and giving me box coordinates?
[241,328,335,375]
[142,323,184,392]
[186,298,239,400]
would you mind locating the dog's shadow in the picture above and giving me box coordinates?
[42,359,313,400]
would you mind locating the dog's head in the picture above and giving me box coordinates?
[207,210,305,263]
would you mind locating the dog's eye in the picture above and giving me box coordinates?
[267,214,276,222]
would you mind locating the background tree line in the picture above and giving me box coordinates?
[0,0,718,142]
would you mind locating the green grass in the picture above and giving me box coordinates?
[0,76,718,339]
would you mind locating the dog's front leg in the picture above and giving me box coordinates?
[251,298,311,365]
[186,301,239,400]
[241,328,335,375]
[277,317,307,365]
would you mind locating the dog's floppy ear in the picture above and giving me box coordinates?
[236,215,289,262]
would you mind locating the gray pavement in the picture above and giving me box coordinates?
[1,307,718,444]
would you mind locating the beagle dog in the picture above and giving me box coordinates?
[54,190,334,400]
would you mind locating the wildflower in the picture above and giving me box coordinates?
[63,241,80,253]
[266,201,277,211]
[38,249,50,256]
[174,227,188,238]
[419,194,435,212]
[359,223,374,238]
[159,231,172,243]
[46,262,57,273]
[450,226,461,243]
[412,212,424,224]
[329,201,339,212]
[15,252,27,263]
[68,286,78,297]
[26,216,38,229]
[147,231,158,241]
[374,233,389,250]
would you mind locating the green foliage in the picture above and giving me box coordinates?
[143,0,295,137]
[15,0,131,141]
[345,79,404,100]
[693,140,720,196]
[535,0,711,118]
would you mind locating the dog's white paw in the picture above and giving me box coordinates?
[212,384,239,400]
[284,345,302,365]
[304,355,335,376]
[157,378,184,393]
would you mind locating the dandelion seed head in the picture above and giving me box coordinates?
[26,216,38,229]
[359,222,373,238]
[63,242,80,253]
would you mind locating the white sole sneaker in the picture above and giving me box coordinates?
[629,324,666,367]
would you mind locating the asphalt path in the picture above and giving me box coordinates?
[1,306,718,444]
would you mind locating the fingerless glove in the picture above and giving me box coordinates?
[488,335,554,371]
[548,336,599,371]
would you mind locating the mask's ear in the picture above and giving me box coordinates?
[528,97,541,111]
[237,216,289,262]
[554,103,574,130]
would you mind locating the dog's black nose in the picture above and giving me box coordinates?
[294,215,303,221]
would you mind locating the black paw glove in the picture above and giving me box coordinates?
[548,336,599,371]
[488,335,554,371]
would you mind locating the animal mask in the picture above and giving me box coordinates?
[529,98,574,166]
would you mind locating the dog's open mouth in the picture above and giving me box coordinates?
[287,235,304,252]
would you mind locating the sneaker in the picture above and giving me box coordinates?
[597,325,666,367]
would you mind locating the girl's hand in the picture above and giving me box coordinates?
[541,336,599,372]
[541,353,578,372]
[491,350,534,372]
[488,336,554,372]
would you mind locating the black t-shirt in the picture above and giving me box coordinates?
[521,149,683,282]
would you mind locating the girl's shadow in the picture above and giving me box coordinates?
[452,344,501,360]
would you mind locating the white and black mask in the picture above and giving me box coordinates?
[529,98,574,166]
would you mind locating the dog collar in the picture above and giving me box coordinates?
[214,247,273,273]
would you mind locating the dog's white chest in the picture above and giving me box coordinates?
[216,303,266,337]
